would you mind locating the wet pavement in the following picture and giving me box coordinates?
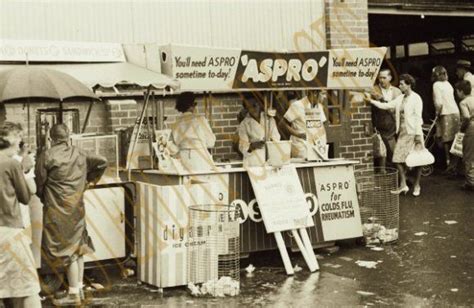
[45,173,473,307]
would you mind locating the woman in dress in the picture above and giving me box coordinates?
[237,94,280,166]
[169,92,216,172]
[0,122,41,308]
[432,66,461,172]
[455,80,474,191]
[367,74,425,196]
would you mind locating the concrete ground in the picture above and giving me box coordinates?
[43,173,473,307]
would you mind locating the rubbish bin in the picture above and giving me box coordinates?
[187,204,240,296]
[356,167,399,244]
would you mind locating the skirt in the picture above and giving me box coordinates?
[0,229,40,299]
[437,114,461,143]
[393,122,418,164]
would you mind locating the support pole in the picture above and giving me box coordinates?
[127,87,152,180]
[81,100,94,133]
[274,232,294,275]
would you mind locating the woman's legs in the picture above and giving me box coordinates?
[396,163,407,188]
[413,167,422,188]
[444,142,451,168]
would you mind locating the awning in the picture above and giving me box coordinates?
[0,62,180,90]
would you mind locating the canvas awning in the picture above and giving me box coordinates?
[0,62,180,90]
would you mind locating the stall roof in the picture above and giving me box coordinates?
[0,62,180,90]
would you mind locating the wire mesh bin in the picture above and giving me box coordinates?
[187,204,240,297]
[356,167,399,244]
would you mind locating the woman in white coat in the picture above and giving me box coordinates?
[367,74,425,196]
[169,92,216,172]
[238,94,280,166]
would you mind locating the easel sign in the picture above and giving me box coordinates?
[247,165,319,275]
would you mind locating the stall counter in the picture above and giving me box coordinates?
[131,159,359,254]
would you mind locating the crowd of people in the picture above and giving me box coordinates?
[0,123,107,307]
[368,59,474,195]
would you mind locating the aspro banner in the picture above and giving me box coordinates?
[159,44,386,91]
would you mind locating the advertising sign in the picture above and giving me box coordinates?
[246,165,314,233]
[313,164,363,241]
[0,39,125,62]
[159,44,386,91]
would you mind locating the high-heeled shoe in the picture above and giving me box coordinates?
[391,186,409,195]
[413,185,421,197]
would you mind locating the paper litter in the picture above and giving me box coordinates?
[414,232,427,236]
[355,260,379,269]
[339,256,353,262]
[370,247,384,252]
[444,220,458,225]
[362,222,398,243]
[245,264,256,274]
[450,288,458,292]
[188,277,240,297]
[293,265,303,272]
[90,283,104,290]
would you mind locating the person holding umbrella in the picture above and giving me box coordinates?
[35,124,107,306]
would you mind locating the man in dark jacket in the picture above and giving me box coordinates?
[371,69,402,169]
[35,124,107,306]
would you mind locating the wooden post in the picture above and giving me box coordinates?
[127,87,152,180]
[299,228,319,271]
[81,100,94,133]
[291,230,317,272]
[274,232,294,275]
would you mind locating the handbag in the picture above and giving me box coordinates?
[372,132,387,158]
[449,132,464,158]
[406,148,435,167]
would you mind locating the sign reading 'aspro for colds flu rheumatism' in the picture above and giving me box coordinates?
[159,44,386,91]
[313,165,363,241]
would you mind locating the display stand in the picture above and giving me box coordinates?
[247,165,319,274]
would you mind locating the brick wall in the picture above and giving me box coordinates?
[137,94,242,161]
[325,0,373,171]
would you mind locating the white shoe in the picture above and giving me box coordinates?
[413,186,421,197]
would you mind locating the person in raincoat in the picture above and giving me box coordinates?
[168,92,216,172]
[238,94,280,166]
[35,124,107,306]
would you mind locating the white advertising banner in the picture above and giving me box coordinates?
[159,44,386,91]
[247,165,314,233]
[0,39,125,62]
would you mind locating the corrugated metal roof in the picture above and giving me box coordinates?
[0,0,325,51]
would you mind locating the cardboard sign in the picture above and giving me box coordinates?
[159,44,386,91]
[246,165,314,233]
[313,165,362,241]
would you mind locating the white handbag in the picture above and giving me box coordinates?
[405,148,435,167]
[449,132,464,158]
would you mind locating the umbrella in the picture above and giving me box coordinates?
[0,66,98,102]
[0,66,99,141]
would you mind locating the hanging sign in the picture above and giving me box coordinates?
[159,44,386,91]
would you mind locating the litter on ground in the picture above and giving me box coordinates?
[355,260,379,269]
